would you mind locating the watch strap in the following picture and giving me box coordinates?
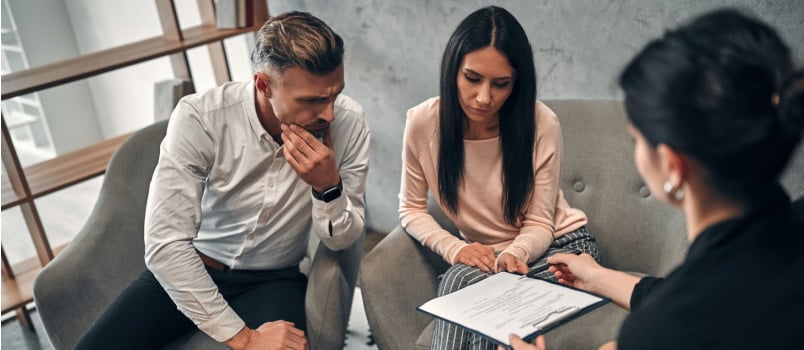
[312,178,343,202]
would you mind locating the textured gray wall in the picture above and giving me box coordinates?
[268,0,804,233]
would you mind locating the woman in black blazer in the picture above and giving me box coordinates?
[510,8,804,350]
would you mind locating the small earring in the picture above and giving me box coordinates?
[674,187,685,201]
[663,182,673,194]
[663,181,685,201]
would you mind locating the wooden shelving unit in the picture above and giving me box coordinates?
[1,244,66,329]
[1,25,260,100]
[0,0,269,328]
[1,133,130,210]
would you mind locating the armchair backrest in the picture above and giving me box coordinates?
[546,100,687,276]
[33,120,168,349]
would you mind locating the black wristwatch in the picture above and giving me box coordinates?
[312,178,343,203]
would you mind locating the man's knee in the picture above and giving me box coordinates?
[76,270,193,349]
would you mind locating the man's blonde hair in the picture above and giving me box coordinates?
[251,11,344,74]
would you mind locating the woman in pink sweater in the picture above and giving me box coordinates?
[398,6,598,349]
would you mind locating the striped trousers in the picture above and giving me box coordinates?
[431,226,599,350]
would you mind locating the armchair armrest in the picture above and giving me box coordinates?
[360,226,449,349]
[305,232,364,350]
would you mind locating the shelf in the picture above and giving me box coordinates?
[1,132,131,210]
[1,266,38,313]
[1,24,260,100]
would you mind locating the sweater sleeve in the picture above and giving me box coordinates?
[500,104,562,263]
[398,100,468,264]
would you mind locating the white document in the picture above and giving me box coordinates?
[418,272,608,346]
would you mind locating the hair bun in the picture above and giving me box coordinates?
[778,69,804,137]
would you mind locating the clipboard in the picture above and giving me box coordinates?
[417,272,610,348]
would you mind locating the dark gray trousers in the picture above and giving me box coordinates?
[76,266,307,349]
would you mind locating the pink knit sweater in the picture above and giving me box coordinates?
[399,97,588,265]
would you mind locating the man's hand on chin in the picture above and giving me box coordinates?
[280,123,340,192]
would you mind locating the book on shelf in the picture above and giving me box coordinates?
[243,0,254,27]
[236,0,246,28]
[417,272,610,347]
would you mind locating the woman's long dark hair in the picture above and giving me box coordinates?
[620,8,804,206]
[438,6,537,225]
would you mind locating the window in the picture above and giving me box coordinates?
[1,0,56,167]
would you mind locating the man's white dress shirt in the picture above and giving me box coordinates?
[143,81,369,342]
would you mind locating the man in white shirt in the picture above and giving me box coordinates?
[77,11,369,350]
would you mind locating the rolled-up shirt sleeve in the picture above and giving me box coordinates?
[311,105,370,251]
[143,100,245,342]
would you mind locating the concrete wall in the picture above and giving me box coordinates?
[267,0,804,233]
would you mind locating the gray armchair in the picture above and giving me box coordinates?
[359,100,689,349]
[32,120,363,350]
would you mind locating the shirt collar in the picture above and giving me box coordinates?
[244,81,272,143]
[686,184,791,262]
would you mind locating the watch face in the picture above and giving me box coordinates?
[314,180,343,202]
[321,185,342,202]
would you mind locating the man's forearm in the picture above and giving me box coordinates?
[145,240,245,341]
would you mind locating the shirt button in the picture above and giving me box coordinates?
[247,234,255,240]
[258,212,268,222]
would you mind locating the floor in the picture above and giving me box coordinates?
[1,308,52,350]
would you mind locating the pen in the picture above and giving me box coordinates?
[526,248,584,278]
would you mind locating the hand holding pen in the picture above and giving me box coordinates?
[526,248,584,278]
[546,250,602,291]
